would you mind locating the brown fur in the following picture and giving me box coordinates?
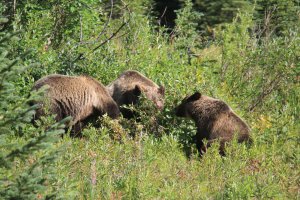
[175,92,251,155]
[32,74,120,134]
[106,70,165,118]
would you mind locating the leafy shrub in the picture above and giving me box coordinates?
[219,12,299,113]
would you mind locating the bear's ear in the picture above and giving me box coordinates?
[133,85,142,96]
[158,85,165,96]
[187,92,201,102]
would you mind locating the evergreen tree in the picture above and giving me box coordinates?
[193,0,252,35]
[174,0,202,63]
[254,0,299,36]
[0,17,69,199]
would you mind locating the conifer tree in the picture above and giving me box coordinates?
[0,17,69,199]
[255,0,299,36]
[193,0,252,34]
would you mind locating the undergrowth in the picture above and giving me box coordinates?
[1,0,299,199]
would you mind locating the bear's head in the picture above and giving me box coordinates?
[175,92,201,118]
[133,85,165,111]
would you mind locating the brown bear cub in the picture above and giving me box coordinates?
[107,70,165,118]
[175,92,251,155]
[32,74,120,135]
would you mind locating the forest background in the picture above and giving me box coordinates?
[0,0,299,199]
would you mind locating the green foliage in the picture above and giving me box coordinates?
[255,0,300,36]
[174,0,202,48]
[193,0,299,38]
[219,12,299,115]
[194,0,252,35]
[0,0,299,199]
[0,19,68,199]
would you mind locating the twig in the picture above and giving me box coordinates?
[110,31,129,41]
[159,6,168,26]
[79,15,83,42]
[248,73,282,111]
[72,1,130,63]
[92,19,128,51]
[78,0,113,45]
[73,18,129,63]
[95,0,114,41]
[13,0,17,16]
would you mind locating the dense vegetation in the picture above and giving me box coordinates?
[1,0,299,199]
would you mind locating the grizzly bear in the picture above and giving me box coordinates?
[175,92,251,155]
[32,74,120,135]
[106,70,165,118]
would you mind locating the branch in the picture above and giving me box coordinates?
[13,0,17,16]
[248,73,282,111]
[95,0,114,41]
[72,1,130,63]
[92,19,128,51]
[77,0,113,46]
[158,6,168,26]
[79,15,83,42]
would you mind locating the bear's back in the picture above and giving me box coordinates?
[33,74,112,122]
[35,75,93,107]
[210,111,250,141]
[191,95,230,121]
[192,95,250,140]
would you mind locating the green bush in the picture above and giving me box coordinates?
[0,19,70,199]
